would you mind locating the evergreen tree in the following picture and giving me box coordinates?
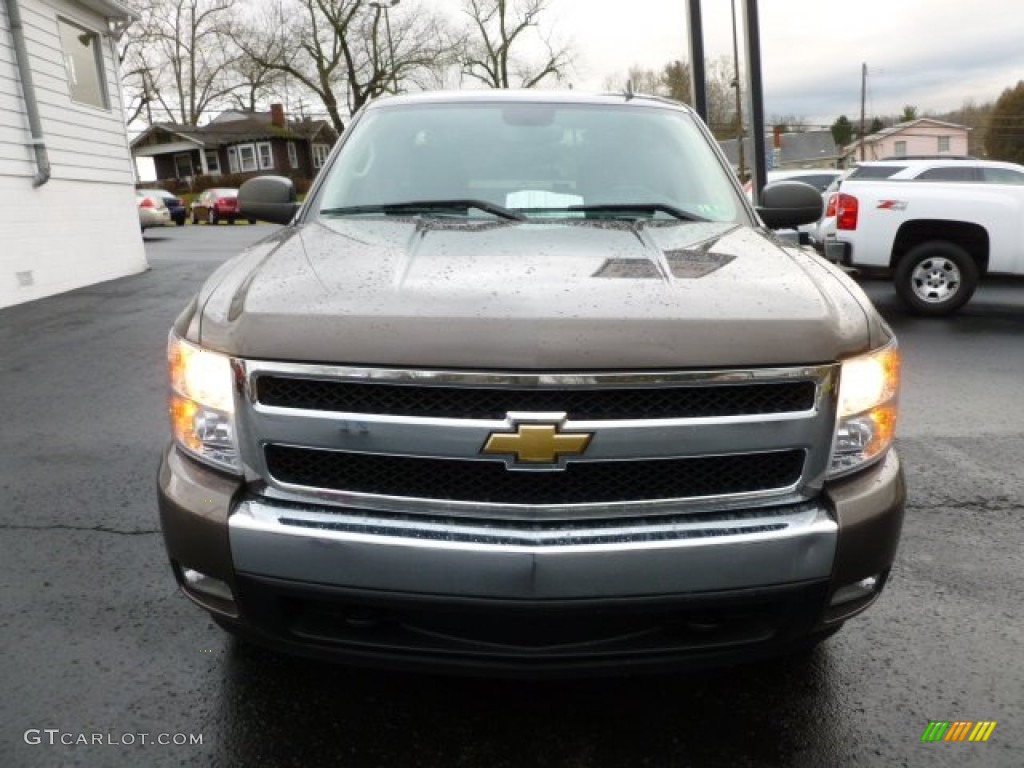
[831,115,853,146]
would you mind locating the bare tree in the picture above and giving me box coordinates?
[122,0,243,126]
[704,56,739,138]
[231,0,459,133]
[661,60,692,104]
[118,36,157,126]
[224,28,287,113]
[900,105,919,122]
[603,60,691,104]
[460,0,572,89]
[942,98,993,157]
[769,114,811,133]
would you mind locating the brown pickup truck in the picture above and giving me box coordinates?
[158,90,905,675]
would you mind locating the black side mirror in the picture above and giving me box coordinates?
[239,176,300,225]
[755,180,823,230]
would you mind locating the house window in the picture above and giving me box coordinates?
[57,18,108,109]
[204,150,221,175]
[227,147,239,173]
[174,153,194,179]
[937,136,951,153]
[236,144,258,173]
[287,142,299,169]
[257,142,274,170]
[893,140,907,157]
[312,143,330,168]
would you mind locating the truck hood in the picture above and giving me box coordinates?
[197,218,871,368]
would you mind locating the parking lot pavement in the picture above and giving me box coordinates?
[1,236,1022,767]
[142,219,275,262]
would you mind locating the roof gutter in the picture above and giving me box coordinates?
[5,0,50,187]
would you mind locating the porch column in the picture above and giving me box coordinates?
[198,145,209,176]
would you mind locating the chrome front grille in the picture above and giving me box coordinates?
[234,362,839,519]
[255,376,817,420]
[264,445,806,505]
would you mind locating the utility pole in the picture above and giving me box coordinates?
[730,0,745,180]
[860,63,867,161]
[370,0,400,94]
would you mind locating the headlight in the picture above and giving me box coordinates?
[168,334,241,473]
[829,340,900,478]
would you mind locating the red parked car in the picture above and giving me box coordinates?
[192,188,253,225]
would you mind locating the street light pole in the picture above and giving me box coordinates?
[730,0,745,181]
[369,0,400,93]
[684,0,708,123]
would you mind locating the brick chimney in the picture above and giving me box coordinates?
[270,103,286,128]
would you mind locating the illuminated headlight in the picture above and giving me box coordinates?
[168,334,241,473]
[829,341,900,479]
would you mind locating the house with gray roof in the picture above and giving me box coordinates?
[130,104,337,186]
[720,130,841,173]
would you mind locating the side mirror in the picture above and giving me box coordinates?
[239,176,300,225]
[755,180,823,230]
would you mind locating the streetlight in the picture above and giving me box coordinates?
[730,0,745,181]
[369,0,400,93]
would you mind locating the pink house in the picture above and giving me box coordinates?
[843,118,970,164]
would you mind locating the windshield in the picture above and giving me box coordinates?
[314,102,744,223]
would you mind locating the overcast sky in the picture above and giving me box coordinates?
[436,0,1024,126]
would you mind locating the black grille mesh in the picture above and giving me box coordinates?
[264,445,805,505]
[256,377,816,420]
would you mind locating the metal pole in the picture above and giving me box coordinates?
[741,0,766,204]
[730,0,745,180]
[370,0,400,94]
[385,7,396,92]
[860,63,867,161]
[685,0,708,123]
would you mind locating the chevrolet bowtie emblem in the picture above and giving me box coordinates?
[482,422,592,465]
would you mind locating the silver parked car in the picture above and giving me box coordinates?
[137,190,171,230]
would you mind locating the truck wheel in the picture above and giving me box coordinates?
[894,241,978,316]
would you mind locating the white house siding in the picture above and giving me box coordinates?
[0,4,34,177]
[0,0,147,308]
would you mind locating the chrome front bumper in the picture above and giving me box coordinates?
[159,444,903,672]
[228,498,838,599]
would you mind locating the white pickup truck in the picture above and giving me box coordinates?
[827,159,1024,315]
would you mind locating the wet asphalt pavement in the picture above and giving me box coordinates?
[1,225,1022,767]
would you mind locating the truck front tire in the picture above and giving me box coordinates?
[894,241,978,316]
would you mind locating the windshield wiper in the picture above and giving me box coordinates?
[565,203,708,222]
[321,200,525,221]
